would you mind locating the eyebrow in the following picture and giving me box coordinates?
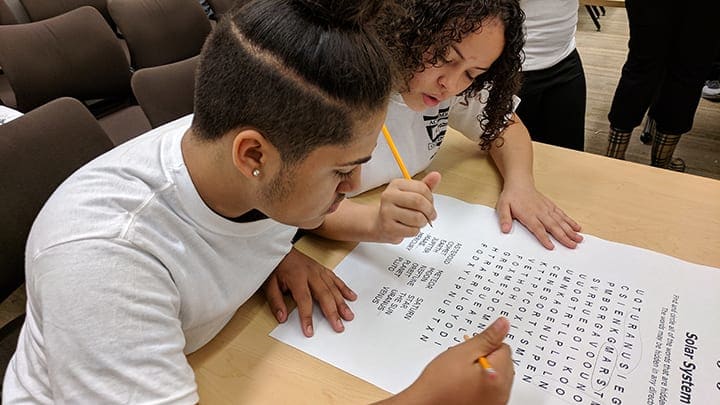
[338,155,372,166]
[451,45,490,71]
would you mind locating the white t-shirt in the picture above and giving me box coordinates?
[521,0,579,71]
[3,115,297,404]
[355,92,518,195]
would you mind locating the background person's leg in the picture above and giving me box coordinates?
[517,50,586,151]
[648,2,720,168]
[606,0,671,158]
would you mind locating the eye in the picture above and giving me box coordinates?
[335,167,356,180]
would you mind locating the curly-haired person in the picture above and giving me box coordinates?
[317,0,582,243]
[266,0,584,345]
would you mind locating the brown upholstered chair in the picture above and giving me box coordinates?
[19,0,113,28]
[0,97,113,301]
[131,55,198,128]
[0,0,20,106]
[0,7,129,112]
[108,0,211,70]
[206,0,236,17]
[0,98,113,374]
[0,6,151,144]
[0,0,30,24]
[0,0,28,108]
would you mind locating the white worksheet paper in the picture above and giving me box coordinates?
[0,105,22,125]
[271,194,720,404]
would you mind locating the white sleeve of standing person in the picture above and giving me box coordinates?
[449,92,521,142]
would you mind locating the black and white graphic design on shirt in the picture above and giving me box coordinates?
[423,107,449,151]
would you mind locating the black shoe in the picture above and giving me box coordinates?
[640,116,656,145]
[639,131,653,145]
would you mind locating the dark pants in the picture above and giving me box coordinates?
[709,49,720,80]
[517,49,586,151]
[608,0,720,135]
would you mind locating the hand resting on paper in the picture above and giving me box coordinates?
[496,182,583,250]
[263,247,356,337]
[377,317,514,405]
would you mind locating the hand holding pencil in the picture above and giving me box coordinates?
[386,317,514,405]
[372,125,440,244]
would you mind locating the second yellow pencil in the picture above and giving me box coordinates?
[463,335,497,376]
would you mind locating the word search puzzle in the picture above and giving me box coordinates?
[271,195,720,404]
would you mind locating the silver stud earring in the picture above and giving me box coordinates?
[252,169,260,177]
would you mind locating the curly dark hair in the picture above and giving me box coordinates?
[375,0,525,149]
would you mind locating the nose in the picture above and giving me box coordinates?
[337,167,362,194]
[438,68,467,95]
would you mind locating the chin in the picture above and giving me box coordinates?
[297,215,326,230]
[407,96,429,112]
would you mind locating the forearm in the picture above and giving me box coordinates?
[373,386,435,405]
[312,199,380,242]
[488,114,535,188]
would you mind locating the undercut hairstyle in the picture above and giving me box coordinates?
[375,0,525,149]
[192,0,393,164]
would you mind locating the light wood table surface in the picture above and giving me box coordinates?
[188,128,720,404]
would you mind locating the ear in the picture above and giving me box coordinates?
[230,129,272,178]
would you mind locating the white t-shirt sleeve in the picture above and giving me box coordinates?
[448,93,521,142]
[26,239,198,404]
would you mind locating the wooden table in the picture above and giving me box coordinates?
[188,128,720,404]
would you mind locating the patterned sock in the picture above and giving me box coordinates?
[606,127,632,159]
[650,130,682,168]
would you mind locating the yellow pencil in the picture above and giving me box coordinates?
[381,124,411,178]
[381,124,433,227]
[463,335,497,376]
[479,356,496,374]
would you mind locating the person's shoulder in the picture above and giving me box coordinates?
[28,117,192,258]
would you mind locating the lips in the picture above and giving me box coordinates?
[422,93,440,107]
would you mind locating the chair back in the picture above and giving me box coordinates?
[108,0,211,69]
[19,0,113,27]
[0,6,131,112]
[206,0,236,17]
[132,55,198,128]
[0,97,113,301]
[0,0,30,24]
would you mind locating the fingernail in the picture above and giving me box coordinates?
[305,324,313,336]
[335,318,344,332]
[276,310,284,321]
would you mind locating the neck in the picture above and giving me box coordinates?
[181,129,255,218]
